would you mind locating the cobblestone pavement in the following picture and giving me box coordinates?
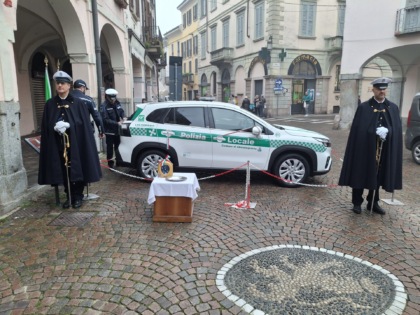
[1,115,419,314]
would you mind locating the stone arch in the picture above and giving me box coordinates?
[249,62,265,78]
[234,65,246,96]
[16,0,87,71]
[100,23,125,88]
[200,73,209,96]
[100,23,125,70]
[221,69,231,84]
[49,0,87,57]
[340,53,405,129]
[201,73,208,85]
[327,60,342,111]
[288,54,322,77]
[359,56,398,104]
[326,54,342,76]
[247,56,267,78]
[221,69,231,102]
[210,71,217,96]
[15,0,86,134]
[360,54,402,78]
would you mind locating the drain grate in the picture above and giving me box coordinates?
[48,212,96,227]
[12,207,50,219]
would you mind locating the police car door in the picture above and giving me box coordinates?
[210,107,270,169]
[161,106,212,168]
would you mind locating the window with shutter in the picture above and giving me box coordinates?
[187,10,192,25]
[337,4,345,36]
[300,1,316,37]
[201,32,207,59]
[237,11,244,46]
[193,4,198,21]
[223,20,229,47]
[211,26,217,52]
[200,0,207,18]
[255,2,264,39]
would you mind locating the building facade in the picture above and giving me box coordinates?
[339,0,420,128]
[163,0,200,101]
[197,0,344,116]
[163,26,183,101]
[0,0,163,214]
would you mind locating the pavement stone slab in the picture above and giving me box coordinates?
[1,116,419,314]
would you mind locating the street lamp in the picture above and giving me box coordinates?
[267,35,273,51]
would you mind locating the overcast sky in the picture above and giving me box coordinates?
[156,0,182,35]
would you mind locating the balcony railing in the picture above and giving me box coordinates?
[395,6,420,36]
[143,26,163,61]
[114,0,128,9]
[142,25,162,44]
[210,48,234,67]
[325,36,343,51]
[182,73,194,84]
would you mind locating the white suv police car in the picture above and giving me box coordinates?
[119,101,332,187]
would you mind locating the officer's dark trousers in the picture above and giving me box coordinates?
[352,142,386,206]
[106,134,122,166]
[63,179,85,202]
[352,188,380,206]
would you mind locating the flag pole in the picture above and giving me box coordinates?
[45,56,60,206]
[44,57,52,101]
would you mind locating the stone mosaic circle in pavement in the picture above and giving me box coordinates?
[217,245,407,315]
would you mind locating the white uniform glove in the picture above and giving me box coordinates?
[376,126,388,140]
[54,121,70,134]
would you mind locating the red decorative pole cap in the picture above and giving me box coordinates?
[4,0,12,7]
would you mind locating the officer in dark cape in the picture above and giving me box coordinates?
[38,71,102,208]
[339,77,403,215]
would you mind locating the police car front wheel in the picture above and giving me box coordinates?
[273,153,309,188]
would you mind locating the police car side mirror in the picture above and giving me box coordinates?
[252,126,262,137]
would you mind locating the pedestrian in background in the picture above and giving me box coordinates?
[100,88,126,168]
[38,71,102,209]
[303,90,311,116]
[72,79,104,139]
[339,77,403,215]
[253,95,260,115]
[259,95,266,117]
[241,95,251,111]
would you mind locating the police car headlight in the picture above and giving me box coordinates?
[314,137,331,147]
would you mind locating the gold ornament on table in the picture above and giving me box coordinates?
[158,155,173,178]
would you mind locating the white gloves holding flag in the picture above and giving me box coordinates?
[54,121,70,134]
[376,126,388,140]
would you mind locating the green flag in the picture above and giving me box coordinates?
[44,66,52,101]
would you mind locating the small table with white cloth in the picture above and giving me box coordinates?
[148,172,200,222]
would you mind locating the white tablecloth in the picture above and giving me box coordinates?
[147,172,200,204]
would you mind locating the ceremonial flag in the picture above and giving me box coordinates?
[44,65,51,101]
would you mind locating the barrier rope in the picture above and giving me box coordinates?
[224,161,254,209]
[100,159,152,181]
[248,162,339,188]
[196,162,249,181]
[100,158,338,188]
